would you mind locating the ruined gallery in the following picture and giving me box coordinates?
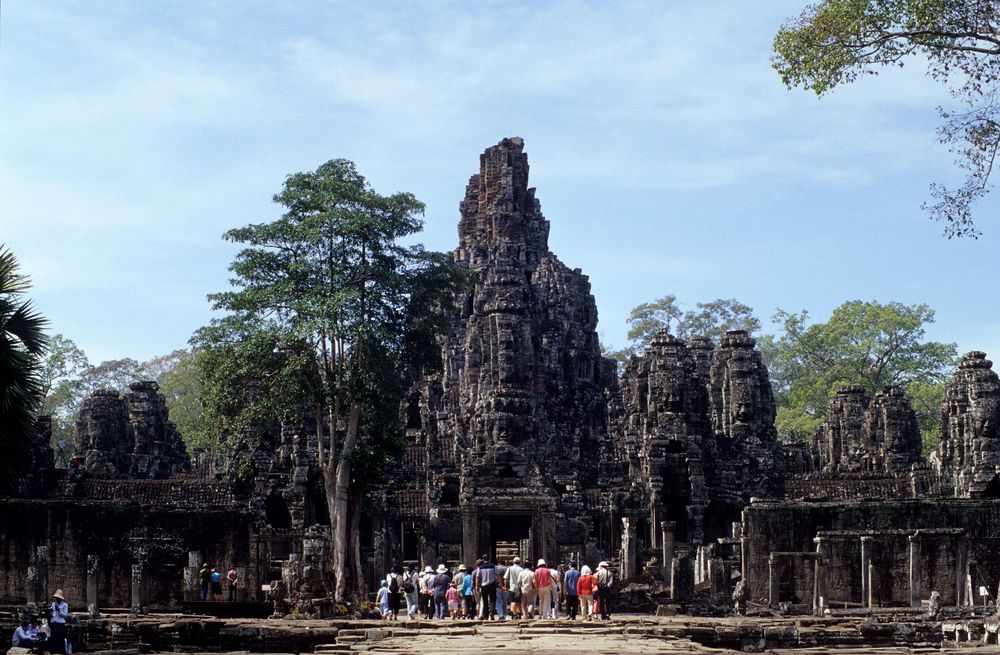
[4,138,1000,651]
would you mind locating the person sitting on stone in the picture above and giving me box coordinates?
[11,618,39,651]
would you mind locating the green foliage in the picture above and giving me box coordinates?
[774,0,1000,237]
[193,325,313,448]
[40,334,89,396]
[609,295,760,362]
[195,157,463,469]
[157,349,214,452]
[907,378,947,455]
[0,246,49,487]
[764,300,956,442]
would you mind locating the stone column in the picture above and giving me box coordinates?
[34,546,50,606]
[86,555,100,618]
[860,536,873,609]
[709,558,727,602]
[461,509,479,565]
[813,537,827,616]
[739,509,749,584]
[26,565,39,605]
[131,561,144,614]
[908,534,920,608]
[236,566,247,603]
[868,560,876,608]
[183,551,201,602]
[670,555,694,602]
[621,517,637,579]
[649,503,661,549]
[768,554,780,608]
[687,505,704,546]
[539,512,558,564]
[660,521,676,584]
[955,535,968,607]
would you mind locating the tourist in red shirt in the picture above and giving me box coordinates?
[533,559,552,619]
[577,565,596,620]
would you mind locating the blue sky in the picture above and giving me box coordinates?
[2,1,998,364]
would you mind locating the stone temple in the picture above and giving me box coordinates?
[4,139,1000,640]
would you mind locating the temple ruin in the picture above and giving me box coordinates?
[4,139,1000,638]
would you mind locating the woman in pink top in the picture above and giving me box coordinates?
[576,565,596,620]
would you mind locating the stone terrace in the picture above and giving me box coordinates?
[7,610,1000,654]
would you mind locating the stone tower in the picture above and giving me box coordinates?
[933,351,1000,497]
[75,382,189,479]
[811,385,921,474]
[408,138,615,564]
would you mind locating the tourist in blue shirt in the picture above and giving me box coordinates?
[460,565,475,618]
[562,561,581,619]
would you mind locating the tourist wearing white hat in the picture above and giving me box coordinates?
[577,565,596,620]
[505,557,524,618]
[533,560,552,619]
[595,561,614,620]
[517,561,536,618]
[49,590,69,654]
[431,564,451,619]
[419,566,434,619]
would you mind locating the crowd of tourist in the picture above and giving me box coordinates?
[377,555,614,621]
[10,590,70,654]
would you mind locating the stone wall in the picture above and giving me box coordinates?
[743,498,1000,609]
[0,493,257,609]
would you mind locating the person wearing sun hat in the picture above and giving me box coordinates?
[595,561,614,620]
[419,565,434,619]
[533,560,552,620]
[431,564,451,619]
[49,590,69,654]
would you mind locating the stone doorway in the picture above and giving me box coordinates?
[489,514,532,564]
[983,474,1000,498]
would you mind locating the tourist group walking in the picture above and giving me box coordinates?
[378,555,614,621]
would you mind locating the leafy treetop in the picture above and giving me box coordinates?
[774,0,1000,237]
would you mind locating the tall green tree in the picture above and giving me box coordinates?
[0,246,49,487]
[156,349,213,452]
[609,295,760,362]
[195,159,461,601]
[761,300,956,443]
[774,0,1000,237]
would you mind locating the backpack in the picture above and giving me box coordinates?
[403,573,415,594]
[388,573,400,594]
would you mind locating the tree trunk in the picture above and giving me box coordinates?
[349,482,365,600]
[331,403,361,602]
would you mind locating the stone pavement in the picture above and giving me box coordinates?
[327,621,727,654]
[9,610,1000,654]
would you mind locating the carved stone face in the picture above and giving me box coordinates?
[729,367,756,424]
[969,379,1000,439]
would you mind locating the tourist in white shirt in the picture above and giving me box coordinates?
[48,590,69,654]
[11,619,38,649]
